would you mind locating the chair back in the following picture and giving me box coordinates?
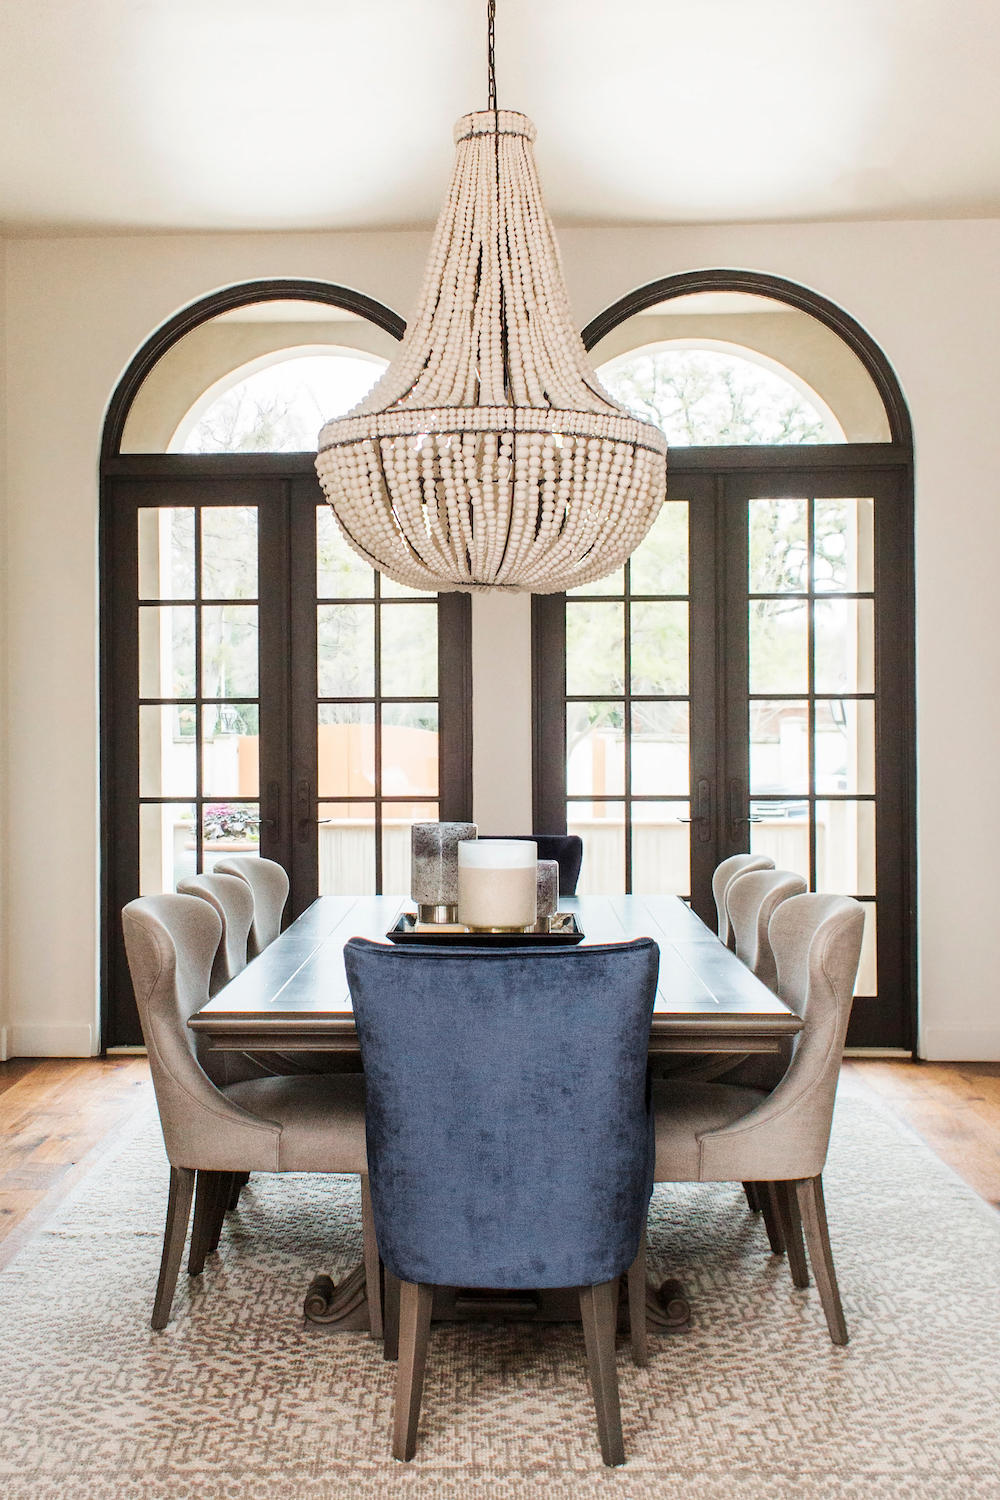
[698,893,864,1182]
[121,895,281,1170]
[177,873,254,994]
[345,937,659,1289]
[213,855,289,956]
[479,834,583,895]
[712,853,775,946]
[726,868,807,990]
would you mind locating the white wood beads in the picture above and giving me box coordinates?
[315,110,667,594]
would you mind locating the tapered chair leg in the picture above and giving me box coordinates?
[579,1279,625,1467]
[392,1280,434,1462]
[228,1171,250,1211]
[361,1174,383,1339]
[771,1181,809,1289]
[383,1268,401,1363]
[152,1166,195,1330]
[626,1227,649,1367]
[743,1181,761,1212]
[758,1182,785,1254]
[187,1170,221,1276]
[795,1174,848,1345]
[207,1172,233,1253]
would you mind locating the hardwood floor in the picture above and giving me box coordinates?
[0,1056,153,1261]
[843,1059,1000,1207]
[0,1056,997,1258]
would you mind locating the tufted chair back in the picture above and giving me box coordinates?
[712,853,775,947]
[121,894,282,1172]
[177,873,254,994]
[726,868,808,991]
[213,855,289,956]
[697,894,865,1183]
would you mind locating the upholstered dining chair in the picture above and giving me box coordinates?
[479,834,584,895]
[214,854,289,956]
[651,894,864,1345]
[727,867,808,992]
[344,936,659,1467]
[121,894,369,1331]
[177,873,254,995]
[712,852,775,948]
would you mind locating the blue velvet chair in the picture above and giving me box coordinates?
[479,833,584,895]
[344,936,659,1466]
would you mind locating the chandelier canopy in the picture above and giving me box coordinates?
[315,108,667,593]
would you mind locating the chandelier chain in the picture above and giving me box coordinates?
[487,0,497,110]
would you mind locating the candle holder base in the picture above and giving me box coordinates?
[417,903,458,924]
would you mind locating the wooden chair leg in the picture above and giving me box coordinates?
[228,1171,250,1211]
[772,1181,809,1289]
[187,1170,218,1276]
[626,1226,649,1367]
[152,1166,195,1330]
[392,1280,434,1462]
[207,1172,232,1253]
[579,1280,626,1467]
[795,1175,848,1345]
[743,1181,761,1212]
[758,1182,785,1254]
[383,1267,401,1362]
[361,1174,383,1340]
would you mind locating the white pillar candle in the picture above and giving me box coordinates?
[458,839,537,931]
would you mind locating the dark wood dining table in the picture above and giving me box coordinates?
[188,893,802,1335]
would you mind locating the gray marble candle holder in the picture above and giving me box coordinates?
[410,821,478,922]
[532,859,560,932]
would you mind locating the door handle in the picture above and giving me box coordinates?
[296,779,313,844]
[259,780,281,836]
[728,777,763,839]
[677,777,712,842]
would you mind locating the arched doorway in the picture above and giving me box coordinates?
[533,270,915,1051]
[101,280,473,1047]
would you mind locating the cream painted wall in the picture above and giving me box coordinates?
[2,219,998,1058]
[0,236,8,1062]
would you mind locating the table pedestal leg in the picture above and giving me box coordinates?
[303,1261,373,1330]
[303,1263,692,1334]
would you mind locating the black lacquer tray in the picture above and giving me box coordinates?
[387,911,585,947]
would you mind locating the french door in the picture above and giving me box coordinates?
[102,455,471,1046]
[533,450,914,1050]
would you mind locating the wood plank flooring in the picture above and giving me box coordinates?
[844,1059,1000,1207]
[0,1056,153,1260]
[0,1056,997,1257]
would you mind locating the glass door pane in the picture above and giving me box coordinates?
[565,498,695,896]
[137,502,262,892]
[313,504,442,895]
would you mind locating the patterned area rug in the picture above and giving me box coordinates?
[1,1088,999,1499]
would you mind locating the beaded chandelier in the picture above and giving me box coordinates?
[315,8,667,593]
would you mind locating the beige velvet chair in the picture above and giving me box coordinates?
[651,893,865,1344]
[177,873,254,994]
[121,893,369,1331]
[727,867,808,991]
[214,855,289,956]
[712,853,775,948]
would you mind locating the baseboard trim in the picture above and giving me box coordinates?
[7,1023,96,1058]
[0,1027,8,1063]
[844,1047,912,1059]
[105,1046,147,1056]
[919,1027,1000,1063]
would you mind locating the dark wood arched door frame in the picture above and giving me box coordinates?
[535,268,916,1053]
[100,279,472,1047]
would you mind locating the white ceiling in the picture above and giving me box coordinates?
[2,0,1000,235]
